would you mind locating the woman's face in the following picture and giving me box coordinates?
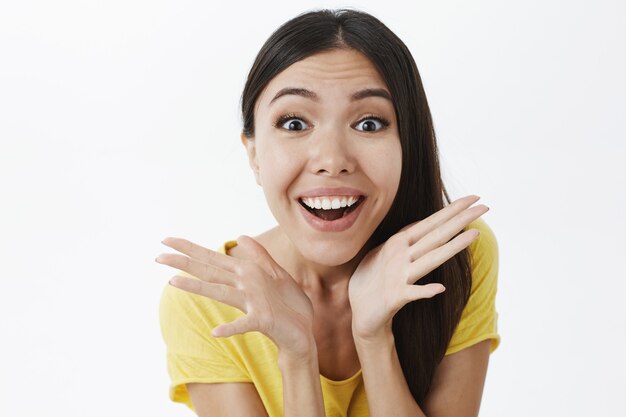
[244,48,402,266]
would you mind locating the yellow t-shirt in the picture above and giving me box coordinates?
[159,218,500,416]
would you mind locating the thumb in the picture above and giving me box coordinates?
[212,315,256,338]
[404,283,446,304]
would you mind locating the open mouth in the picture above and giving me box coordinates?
[298,196,366,221]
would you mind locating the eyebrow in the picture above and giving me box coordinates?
[270,88,318,104]
[351,88,392,102]
[269,87,392,105]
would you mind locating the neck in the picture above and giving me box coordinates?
[256,226,373,300]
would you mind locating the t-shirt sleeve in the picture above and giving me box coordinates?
[159,265,252,408]
[445,218,501,355]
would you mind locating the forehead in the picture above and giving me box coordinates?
[256,49,389,108]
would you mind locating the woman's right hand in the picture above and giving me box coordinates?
[156,235,316,360]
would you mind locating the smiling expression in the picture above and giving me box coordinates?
[243,48,402,267]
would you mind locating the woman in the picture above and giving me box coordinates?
[157,8,499,417]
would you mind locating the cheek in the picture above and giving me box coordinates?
[257,142,302,198]
[367,143,402,196]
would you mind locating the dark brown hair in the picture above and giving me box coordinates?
[240,8,472,405]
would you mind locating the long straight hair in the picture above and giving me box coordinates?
[240,9,472,405]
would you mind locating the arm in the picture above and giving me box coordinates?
[278,342,326,417]
[158,235,326,417]
[186,340,325,417]
[188,383,269,417]
[422,340,491,416]
[354,328,491,417]
[354,328,425,417]
[347,197,495,416]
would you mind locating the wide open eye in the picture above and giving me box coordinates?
[354,115,390,132]
[275,114,310,131]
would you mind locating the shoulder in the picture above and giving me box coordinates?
[464,216,499,296]
[466,217,499,274]
[444,217,500,355]
[222,227,284,262]
[159,241,244,331]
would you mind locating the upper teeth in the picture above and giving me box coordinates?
[301,196,360,210]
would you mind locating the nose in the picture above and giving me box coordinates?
[307,128,356,176]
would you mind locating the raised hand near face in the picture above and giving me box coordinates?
[156,235,315,360]
[348,195,489,341]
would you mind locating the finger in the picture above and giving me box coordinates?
[235,235,270,261]
[156,253,236,286]
[235,235,284,278]
[403,283,446,303]
[161,237,237,272]
[408,204,488,261]
[212,315,257,338]
[169,276,246,311]
[403,195,480,245]
[406,229,480,284]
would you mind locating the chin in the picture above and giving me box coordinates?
[296,237,365,267]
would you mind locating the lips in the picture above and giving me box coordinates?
[297,186,366,199]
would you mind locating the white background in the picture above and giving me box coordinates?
[1,0,624,416]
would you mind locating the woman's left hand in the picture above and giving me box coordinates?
[348,195,489,341]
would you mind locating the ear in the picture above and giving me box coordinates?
[241,132,261,186]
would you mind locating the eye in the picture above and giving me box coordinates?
[275,114,310,131]
[354,115,390,132]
